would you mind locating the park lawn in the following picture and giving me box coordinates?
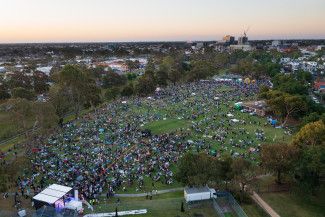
[0,135,24,152]
[241,203,269,217]
[87,192,218,217]
[259,192,325,217]
[144,118,190,135]
[115,175,183,194]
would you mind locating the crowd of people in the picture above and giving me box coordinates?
[7,79,286,204]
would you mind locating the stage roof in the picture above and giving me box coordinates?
[33,184,73,204]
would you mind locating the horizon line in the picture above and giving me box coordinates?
[1,38,325,45]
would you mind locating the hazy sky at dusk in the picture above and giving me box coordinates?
[0,0,325,43]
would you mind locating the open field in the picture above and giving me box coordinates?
[85,192,218,217]
[115,174,183,194]
[260,192,325,217]
[144,119,190,135]
[85,191,268,217]
[241,204,269,217]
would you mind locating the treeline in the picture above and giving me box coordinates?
[103,50,282,99]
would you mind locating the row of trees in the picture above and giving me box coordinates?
[176,152,256,201]
[104,53,226,98]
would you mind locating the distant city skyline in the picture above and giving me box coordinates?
[1,0,325,43]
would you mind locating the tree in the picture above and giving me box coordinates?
[33,71,49,94]
[49,85,71,122]
[135,75,156,97]
[155,68,169,86]
[121,83,134,97]
[82,78,102,108]
[160,56,181,84]
[12,87,35,100]
[300,112,325,128]
[217,155,234,190]
[292,120,325,148]
[6,98,34,137]
[214,53,230,69]
[58,65,101,117]
[272,74,308,95]
[261,144,298,184]
[296,70,312,84]
[263,90,307,126]
[175,153,212,186]
[7,72,32,89]
[168,69,181,84]
[103,72,127,88]
[90,65,106,79]
[231,158,256,195]
[105,87,120,101]
[34,102,59,134]
[187,60,215,82]
[126,73,137,81]
[145,58,156,73]
[291,121,325,194]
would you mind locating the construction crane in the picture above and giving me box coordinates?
[243,27,250,37]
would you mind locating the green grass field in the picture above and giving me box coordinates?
[260,192,325,217]
[144,119,190,135]
[87,192,218,217]
[86,191,271,217]
[241,204,269,217]
[115,175,183,194]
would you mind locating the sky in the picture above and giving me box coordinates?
[0,0,325,43]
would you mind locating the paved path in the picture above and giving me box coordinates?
[251,191,280,217]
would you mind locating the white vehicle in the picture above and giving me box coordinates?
[184,187,216,203]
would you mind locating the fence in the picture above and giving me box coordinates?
[212,191,248,217]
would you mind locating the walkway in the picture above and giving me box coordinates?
[251,191,280,217]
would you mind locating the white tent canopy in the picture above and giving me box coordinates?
[33,194,59,204]
[33,184,72,204]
